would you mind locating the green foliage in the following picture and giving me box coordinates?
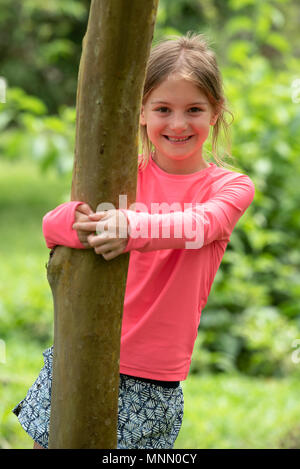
[0,0,89,113]
[0,87,76,174]
[233,307,299,376]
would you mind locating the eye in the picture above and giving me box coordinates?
[155,107,169,113]
[189,107,203,113]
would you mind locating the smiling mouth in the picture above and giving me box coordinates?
[163,135,193,142]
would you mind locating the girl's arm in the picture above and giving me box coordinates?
[120,175,255,252]
[42,201,87,249]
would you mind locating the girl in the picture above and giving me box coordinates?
[13,32,255,449]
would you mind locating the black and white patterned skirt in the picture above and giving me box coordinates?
[12,346,184,449]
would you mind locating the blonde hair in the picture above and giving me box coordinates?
[139,31,238,172]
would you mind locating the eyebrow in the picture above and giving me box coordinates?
[150,100,208,105]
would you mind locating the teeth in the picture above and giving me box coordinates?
[167,136,190,142]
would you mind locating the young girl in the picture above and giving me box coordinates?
[13,31,255,449]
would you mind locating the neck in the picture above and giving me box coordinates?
[151,151,210,175]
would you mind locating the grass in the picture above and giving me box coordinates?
[1,157,300,449]
[0,157,70,448]
[175,373,300,449]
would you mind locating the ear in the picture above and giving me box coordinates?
[210,100,223,126]
[210,110,220,126]
[210,114,218,126]
[140,105,146,126]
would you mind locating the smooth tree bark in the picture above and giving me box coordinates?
[47,0,159,449]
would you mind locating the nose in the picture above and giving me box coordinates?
[168,112,188,134]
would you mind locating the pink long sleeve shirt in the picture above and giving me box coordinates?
[42,155,255,381]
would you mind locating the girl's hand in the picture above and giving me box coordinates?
[87,210,129,261]
[73,209,129,261]
[73,203,95,249]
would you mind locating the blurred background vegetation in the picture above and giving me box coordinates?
[1,0,300,449]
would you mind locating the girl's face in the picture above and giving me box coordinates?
[140,75,219,174]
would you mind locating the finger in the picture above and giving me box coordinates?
[102,251,114,261]
[88,212,108,221]
[75,210,95,224]
[75,213,92,224]
[94,239,124,255]
[101,247,124,261]
[88,232,112,247]
[72,221,101,232]
[76,203,94,216]
[94,243,114,255]
[87,232,103,247]
[95,219,111,235]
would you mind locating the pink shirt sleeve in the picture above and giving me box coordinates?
[42,201,86,249]
[121,175,255,252]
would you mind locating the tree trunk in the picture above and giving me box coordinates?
[48,0,158,449]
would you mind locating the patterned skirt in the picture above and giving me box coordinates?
[12,346,184,449]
